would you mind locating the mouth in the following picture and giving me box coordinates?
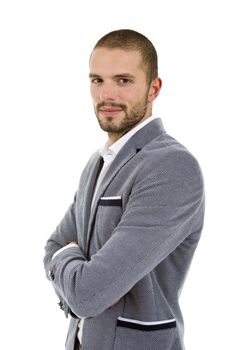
[99,107,124,117]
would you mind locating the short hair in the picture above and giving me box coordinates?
[93,29,158,84]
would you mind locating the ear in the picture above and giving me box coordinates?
[148,77,162,102]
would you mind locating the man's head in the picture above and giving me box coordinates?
[93,29,158,84]
[89,29,162,144]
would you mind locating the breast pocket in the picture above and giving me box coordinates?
[96,196,123,245]
[114,317,177,350]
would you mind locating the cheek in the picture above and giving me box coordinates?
[119,87,136,102]
[90,86,99,103]
[90,85,95,96]
[124,89,146,106]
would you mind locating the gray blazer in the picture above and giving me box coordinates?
[44,118,205,350]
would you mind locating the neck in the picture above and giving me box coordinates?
[107,131,126,145]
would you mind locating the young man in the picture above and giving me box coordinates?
[44,29,205,350]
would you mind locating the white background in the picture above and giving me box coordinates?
[0,1,232,349]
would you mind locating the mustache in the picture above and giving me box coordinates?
[97,102,127,111]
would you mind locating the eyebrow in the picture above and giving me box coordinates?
[89,73,135,79]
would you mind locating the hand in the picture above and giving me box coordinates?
[111,299,120,307]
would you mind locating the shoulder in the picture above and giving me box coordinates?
[137,133,204,185]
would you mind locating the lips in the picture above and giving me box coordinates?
[99,107,123,117]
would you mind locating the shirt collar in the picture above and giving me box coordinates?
[98,115,157,159]
[98,146,114,159]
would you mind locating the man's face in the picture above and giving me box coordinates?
[89,48,153,142]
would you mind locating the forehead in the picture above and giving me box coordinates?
[89,48,144,76]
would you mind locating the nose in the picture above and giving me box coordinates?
[99,82,118,101]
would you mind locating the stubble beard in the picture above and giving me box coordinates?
[95,95,150,137]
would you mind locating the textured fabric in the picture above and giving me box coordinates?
[44,118,205,350]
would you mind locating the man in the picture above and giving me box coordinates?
[44,29,205,350]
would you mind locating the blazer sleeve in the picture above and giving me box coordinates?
[43,191,79,276]
[43,192,81,318]
[46,149,205,318]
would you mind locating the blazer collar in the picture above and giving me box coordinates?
[129,117,165,151]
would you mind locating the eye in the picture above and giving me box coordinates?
[118,78,131,85]
[91,78,103,85]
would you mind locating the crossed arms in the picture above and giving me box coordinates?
[44,150,204,318]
